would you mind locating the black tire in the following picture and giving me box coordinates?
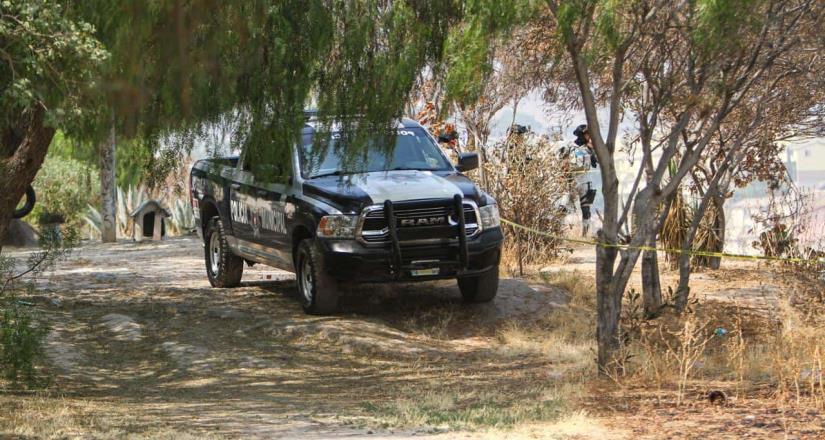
[458,265,499,303]
[204,217,244,288]
[13,185,36,219]
[296,239,339,314]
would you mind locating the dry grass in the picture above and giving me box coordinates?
[494,270,597,379]
[364,385,570,432]
[616,296,825,411]
[510,264,825,437]
[0,394,220,439]
[359,271,602,432]
[494,271,596,378]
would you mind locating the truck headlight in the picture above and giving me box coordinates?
[317,215,358,238]
[479,204,500,229]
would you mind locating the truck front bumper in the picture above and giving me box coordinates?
[319,227,503,282]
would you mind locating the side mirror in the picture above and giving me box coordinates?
[456,152,479,172]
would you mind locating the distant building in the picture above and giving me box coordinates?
[786,140,825,189]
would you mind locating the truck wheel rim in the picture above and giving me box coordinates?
[300,257,314,304]
[209,231,221,275]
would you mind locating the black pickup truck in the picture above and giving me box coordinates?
[189,118,503,314]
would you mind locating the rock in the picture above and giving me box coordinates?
[94,273,119,283]
[45,329,85,372]
[206,307,249,319]
[50,297,63,308]
[2,220,38,248]
[100,314,144,341]
[161,341,211,371]
[242,321,271,333]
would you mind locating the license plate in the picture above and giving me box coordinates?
[411,267,439,277]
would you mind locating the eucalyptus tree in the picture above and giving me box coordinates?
[673,37,825,307]
[537,0,820,371]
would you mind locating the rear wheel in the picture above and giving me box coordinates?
[458,265,499,303]
[204,217,243,287]
[296,239,339,314]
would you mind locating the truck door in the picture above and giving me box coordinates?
[227,166,256,245]
[247,167,291,269]
[229,156,292,270]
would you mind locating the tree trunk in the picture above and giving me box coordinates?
[641,243,662,317]
[100,121,117,243]
[632,187,663,317]
[709,196,725,270]
[0,107,56,253]
[514,214,524,276]
[675,193,714,311]
[474,133,488,191]
[595,235,621,371]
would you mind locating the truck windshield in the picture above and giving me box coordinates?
[300,128,453,179]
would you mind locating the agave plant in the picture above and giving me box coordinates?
[660,189,691,267]
[167,197,196,236]
[117,185,149,236]
[83,185,149,239]
[83,204,102,237]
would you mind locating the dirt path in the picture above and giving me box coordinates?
[5,238,805,438]
[544,244,786,314]
[3,237,586,439]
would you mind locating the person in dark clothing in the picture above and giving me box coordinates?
[559,124,599,236]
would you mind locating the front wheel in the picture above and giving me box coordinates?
[204,217,243,288]
[296,239,339,314]
[458,265,499,303]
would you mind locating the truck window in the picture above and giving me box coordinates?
[240,151,291,181]
[300,128,453,178]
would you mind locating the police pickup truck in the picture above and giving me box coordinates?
[189,118,503,314]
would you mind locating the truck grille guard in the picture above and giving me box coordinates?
[382,194,470,279]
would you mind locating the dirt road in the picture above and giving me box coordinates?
[3,237,589,439]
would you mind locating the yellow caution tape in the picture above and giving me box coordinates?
[500,218,823,264]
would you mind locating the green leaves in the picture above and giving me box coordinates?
[556,0,586,44]
[5,0,526,181]
[0,0,106,135]
[693,0,765,58]
[61,1,472,180]
[0,300,49,388]
[443,0,528,107]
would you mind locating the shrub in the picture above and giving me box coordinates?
[30,154,99,229]
[0,227,75,388]
[0,300,49,388]
[483,131,574,275]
